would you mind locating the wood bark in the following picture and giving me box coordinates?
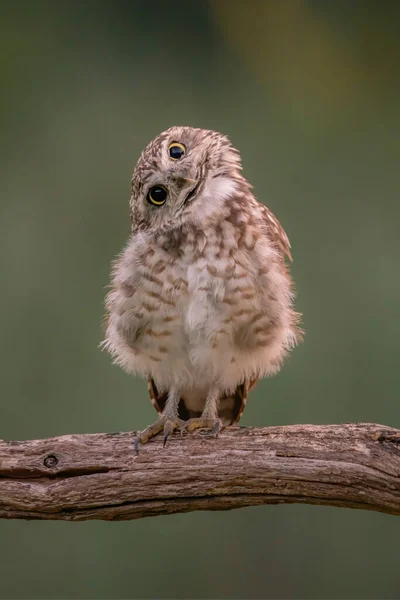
[0,423,400,521]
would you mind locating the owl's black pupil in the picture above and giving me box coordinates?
[169,145,184,159]
[150,186,167,202]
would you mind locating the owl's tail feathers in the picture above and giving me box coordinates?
[148,378,257,426]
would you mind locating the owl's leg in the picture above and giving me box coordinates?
[183,387,223,436]
[134,389,184,454]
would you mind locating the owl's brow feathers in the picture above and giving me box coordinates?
[132,130,170,189]
[131,126,242,192]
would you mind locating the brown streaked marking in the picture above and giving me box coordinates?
[222,296,238,306]
[270,356,281,367]
[230,357,236,363]
[142,301,158,313]
[121,282,134,297]
[242,290,256,299]
[215,328,229,336]
[247,312,266,326]
[215,225,224,259]
[163,315,178,323]
[141,272,163,287]
[212,342,218,349]
[175,277,188,289]
[158,346,169,353]
[253,323,274,336]
[207,265,218,276]
[232,285,245,293]
[216,244,225,260]
[223,272,236,282]
[231,308,254,319]
[253,335,275,348]
[128,310,144,320]
[231,285,256,298]
[145,290,175,306]
[233,271,248,279]
[167,274,188,289]
[144,328,173,337]
[198,286,213,292]
[153,261,166,274]
[148,355,162,362]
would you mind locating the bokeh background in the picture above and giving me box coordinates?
[1,1,400,598]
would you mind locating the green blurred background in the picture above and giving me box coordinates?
[1,1,400,598]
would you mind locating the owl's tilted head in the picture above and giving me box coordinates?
[130,126,245,232]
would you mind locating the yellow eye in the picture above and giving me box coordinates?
[147,185,167,206]
[169,142,186,160]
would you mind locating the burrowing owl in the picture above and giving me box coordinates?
[103,126,302,451]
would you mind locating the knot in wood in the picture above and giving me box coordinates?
[43,454,58,468]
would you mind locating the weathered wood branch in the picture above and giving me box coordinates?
[0,423,400,521]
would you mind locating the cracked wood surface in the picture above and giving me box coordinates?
[0,423,400,521]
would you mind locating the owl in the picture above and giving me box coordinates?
[103,126,302,451]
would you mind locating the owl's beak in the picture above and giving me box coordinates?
[171,175,199,208]
[172,176,197,187]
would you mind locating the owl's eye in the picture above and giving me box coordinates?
[147,185,167,206]
[169,142,186,160]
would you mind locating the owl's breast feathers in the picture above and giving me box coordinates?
[104,193,302,422]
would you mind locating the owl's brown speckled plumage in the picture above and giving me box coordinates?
[103,126,302,450]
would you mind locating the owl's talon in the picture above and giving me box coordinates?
[183,416,223,436]
[135,416,184,452]
[163,419,182,447]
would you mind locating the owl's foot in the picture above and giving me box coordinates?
[182,416,223,437]
[134,416,184,455]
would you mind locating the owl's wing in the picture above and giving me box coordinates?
[102,244,148,352]
[260,203,303,345]
[260,204,293,262]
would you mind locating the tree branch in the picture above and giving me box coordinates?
[1,423,400,521]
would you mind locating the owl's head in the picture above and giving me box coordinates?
[130,126,244,231]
